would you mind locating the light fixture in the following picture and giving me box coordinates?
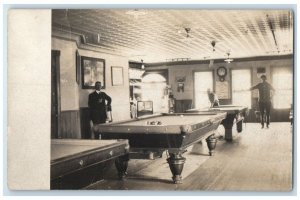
[184,28,191,38]
[224,52,234,63]
[141,59,145,69]
[180,27,194,43]
[208,41,216,68]
[211,41,216,52]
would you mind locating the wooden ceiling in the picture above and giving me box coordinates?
[52,9,293,63]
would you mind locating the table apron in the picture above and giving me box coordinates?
[51,145,128,180]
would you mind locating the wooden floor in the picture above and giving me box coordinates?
[86,122,293,191]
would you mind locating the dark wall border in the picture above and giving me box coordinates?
[146,54,293,67]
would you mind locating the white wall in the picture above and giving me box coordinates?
[52,37,131,121]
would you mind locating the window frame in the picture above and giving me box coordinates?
[271,66,293,109]
[231,68,253,108]
[193,69,214,109]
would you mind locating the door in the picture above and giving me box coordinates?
[51,50,61,139]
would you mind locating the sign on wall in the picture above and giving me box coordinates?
[111,66,124,86]
[215,81,230,99]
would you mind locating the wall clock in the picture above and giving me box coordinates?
[217,66,227,82]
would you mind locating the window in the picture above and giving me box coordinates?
[194,71,213,109]
[272,67,293,109]
[232,69,252,108]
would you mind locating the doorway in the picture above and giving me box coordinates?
[51,50,61,139]
[142,73,168,114]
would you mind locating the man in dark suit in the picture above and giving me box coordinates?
[250,75,275,128]
[88,81,112,139]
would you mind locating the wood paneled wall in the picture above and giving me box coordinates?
[80,107,92,139]
[175,99,193,113]
[270,109,290,122]
[60,110,81,139]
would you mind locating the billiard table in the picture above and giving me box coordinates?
[186,105,248,141]
[51,139,129,189]
[93,112,226,183]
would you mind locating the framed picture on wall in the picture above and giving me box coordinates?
[111,66,124,86]
[81,56,105,89]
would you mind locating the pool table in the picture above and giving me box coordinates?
[93,112,226,183]
[186,105,248,141]
[51,139,129,189]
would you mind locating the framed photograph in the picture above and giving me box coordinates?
[111,66,124,86]
[81,56,105,89]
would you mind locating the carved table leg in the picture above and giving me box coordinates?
[167,153,186,184]
[222,115,235,142]
[206,134,217,156]
[236,119,243,133]
[115,154,129,180]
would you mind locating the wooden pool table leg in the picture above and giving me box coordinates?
[167,153,186,184]
[236,120,243,132]
[115,154,129,180]
[206,134,217,156]
[222,115,236,142]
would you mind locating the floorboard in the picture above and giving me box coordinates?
[85,122,293,191]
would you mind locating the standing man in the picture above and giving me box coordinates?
[250,75,275,128]
[88,81,112,139]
